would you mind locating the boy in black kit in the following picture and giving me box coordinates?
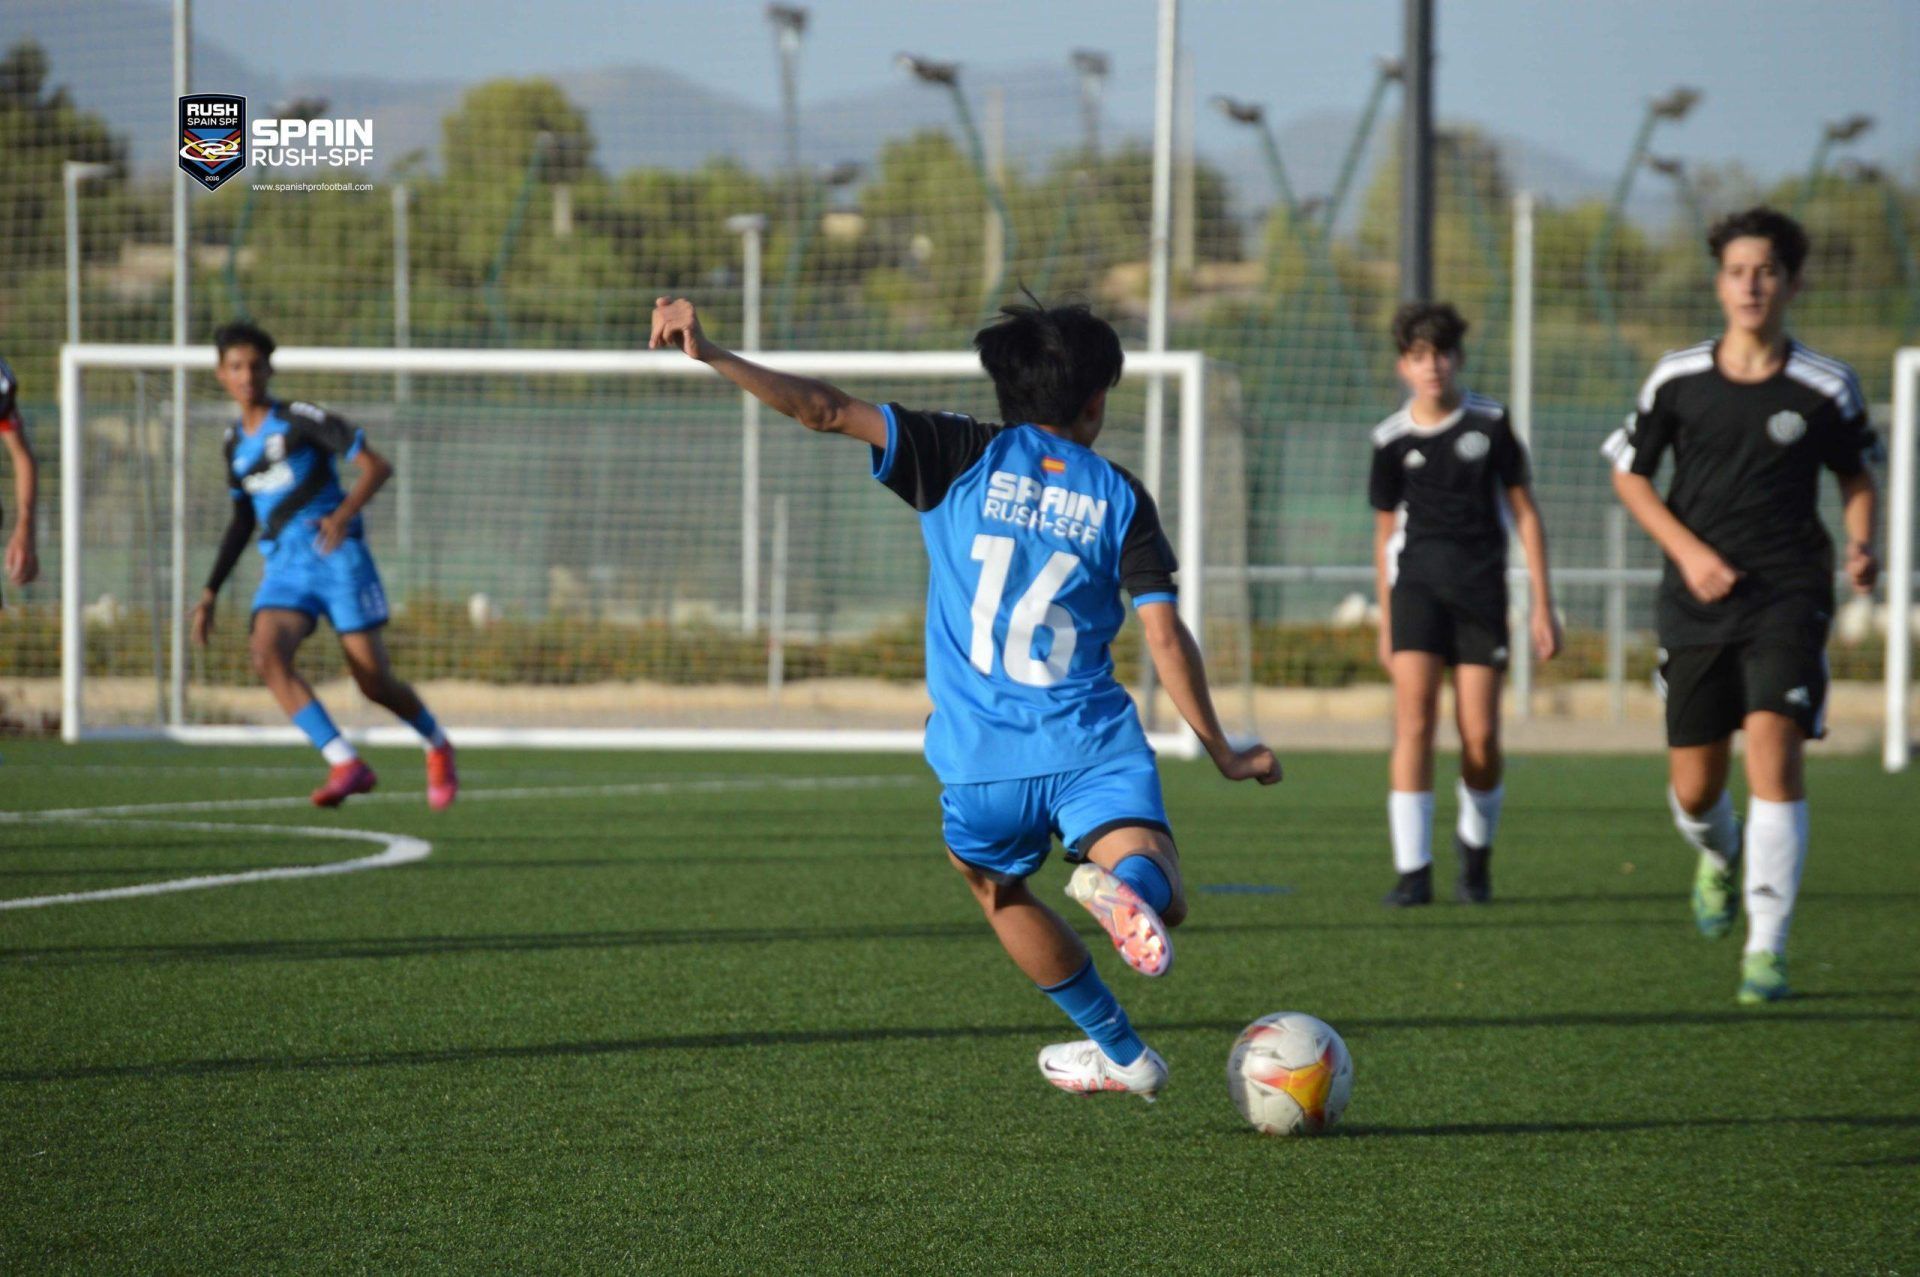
[1370,302,1560,906]
[1603,207,1879,1005]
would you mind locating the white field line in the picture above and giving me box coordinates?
[5,774,921,821]
[0,773,920,910]
[0,819,430,910]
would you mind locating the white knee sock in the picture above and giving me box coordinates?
[1456,780,1504,849]
[1744,798,1808,956]
[1669,788,1741,871]
[1389,791,1434,873]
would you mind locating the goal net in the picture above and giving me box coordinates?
[56,345,1252,755]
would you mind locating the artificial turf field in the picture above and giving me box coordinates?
[1,741,1915,1273]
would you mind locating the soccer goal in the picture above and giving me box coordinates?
[56,344,1252,756]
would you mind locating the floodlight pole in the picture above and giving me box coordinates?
[898,56,1014,309]
[1586,88,1697,365]
[1796,114,1874,214]
[1326,58,1400,233]
[1400,0,1433,301]
[769,6,808,259]
[64,162,112,344]
[170,0,191,728]
[1139,0,1178,730]
[484,132,551,347]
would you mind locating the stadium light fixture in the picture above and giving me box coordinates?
[1800,112,1876,213]
[63,161,114,344]
[896,53,1012,305]
[1071,49,1109,156]
[1587,85,1699,359]
[1210,94,1265,128]
[768,3,809,233]
[1650,87,1700,121]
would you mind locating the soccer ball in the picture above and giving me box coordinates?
[1226,1012,1353,1136]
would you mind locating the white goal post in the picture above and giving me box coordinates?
[58,343,1235,757]
[1887,347,1918,773]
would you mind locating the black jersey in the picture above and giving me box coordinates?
[1368,391,1530,594]
[1601,339,1877,646]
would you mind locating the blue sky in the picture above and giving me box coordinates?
[190,0,1918,180]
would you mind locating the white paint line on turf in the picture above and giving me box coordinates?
[5,773,920,821]
[0,774,919,909]
[0,819,431,910]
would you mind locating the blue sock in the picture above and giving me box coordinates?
[1112,854,1172,915]
[292,700,342,751]
[406,706,444,747]
[1039,958,1144,1066]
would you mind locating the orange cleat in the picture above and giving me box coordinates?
[311,759,378,808]
[426,743,458,811]
[1064,862,1173,978]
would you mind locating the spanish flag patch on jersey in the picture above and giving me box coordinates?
[1041,456,1067,475]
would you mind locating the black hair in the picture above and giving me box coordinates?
[1391,301,1469,355]
[1707,205,1810,278]
[214,319,276,360]
[972,295,1123,427]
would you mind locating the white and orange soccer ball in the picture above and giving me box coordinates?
[1226,1012,1353,1136]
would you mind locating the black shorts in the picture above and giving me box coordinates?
[1657,640,1829,747]
[1390,579,1509,669]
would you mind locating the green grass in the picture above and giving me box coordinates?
[1,742,1915,1273]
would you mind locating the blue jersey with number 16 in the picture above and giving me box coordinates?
[870,403,1180,785]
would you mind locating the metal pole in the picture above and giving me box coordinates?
[731,216,765,633]
[63,163,103,345]
[60,347,84,741]
[170,0,191,728]
[1885,348,1917,771]
[1141,0,1178,729]
[768,493,789,702]
[1173,48,1195,278]
[1607,507,1628,724]
[1510,191,1534,720]
[1326,62,1398,232]
[1400,0,1434,301]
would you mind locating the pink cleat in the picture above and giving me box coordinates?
[1065,863,1173,977]
[311,759,378,808]
[426,743,459,811]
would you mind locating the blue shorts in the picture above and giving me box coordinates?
[940,751,1172,884]
[252,533,390,634]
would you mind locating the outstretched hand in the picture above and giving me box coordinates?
[649,297,716,361]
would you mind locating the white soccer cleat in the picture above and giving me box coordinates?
[1064,862,1172,977]
[1036,1039,1169,1100]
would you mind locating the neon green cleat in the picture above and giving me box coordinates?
[1737,951,1790,1005]
[1691,853,1738,939]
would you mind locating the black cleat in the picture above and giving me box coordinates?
[1456,836,1493,904]
[1382,864,1433,908]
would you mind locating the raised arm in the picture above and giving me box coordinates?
[1506,485,1561,659]
[1136,602,1280,784]
[3,427,37,586]
[650,297,888,447]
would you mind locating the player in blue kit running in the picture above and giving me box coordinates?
[652,294,1280,1100]
[192,321,457,810]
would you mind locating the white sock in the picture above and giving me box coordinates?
[1669,788,1741,871]
[1389,791,1434,873]
[1456,780,1504,849]
[320,736,358,766]
[1744,797,1808,956]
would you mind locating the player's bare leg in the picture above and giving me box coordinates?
[1384,651,1445,905]
[1451,664,1504,902]
[1069,825,1181,977]
[253,608,376,806]
[340,627,457,810]
[948,851,1166,1097]
[1669,738,1742,939]
[1736,712,1807,1003]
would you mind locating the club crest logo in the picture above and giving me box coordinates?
[1766,410,1807,445]
[179,94,247,191]
[1455,430,1490,461]
[265,434,286,462]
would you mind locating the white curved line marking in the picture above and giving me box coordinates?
[0,818,431,910]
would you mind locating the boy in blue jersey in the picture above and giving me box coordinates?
[191,321,457,810]
[652,295,1280,1099]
